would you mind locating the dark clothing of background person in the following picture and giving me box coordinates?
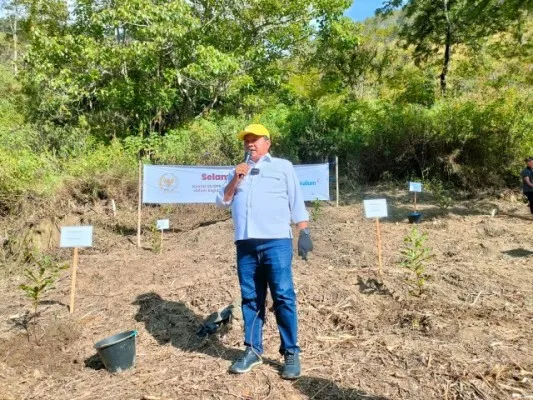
[521,161,533,214]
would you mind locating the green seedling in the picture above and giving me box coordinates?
[427,180,453,210]
[399,227,433,297]
[310,199,323,222]
[150,223,162,254]
[19,253,68,339]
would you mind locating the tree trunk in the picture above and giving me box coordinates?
[13,17,18,75]
[440,0,452,95]
[440,30,451,95]
[8,1,19,75]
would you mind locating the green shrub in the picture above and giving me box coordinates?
[63,139,137,178]
[425,179,454,210]
[0,148,59,200]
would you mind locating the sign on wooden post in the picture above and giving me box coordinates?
[60,226,93,314]
[409,182,423,212]
[156,219,169,254]
[363,199,388,277]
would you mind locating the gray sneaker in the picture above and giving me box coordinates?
[281,351,301,380]
[229,347,262,374]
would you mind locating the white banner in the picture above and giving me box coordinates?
[294,163,330,201]
[143,163,330,204]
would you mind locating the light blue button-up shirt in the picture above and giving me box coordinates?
[216,153,309,241]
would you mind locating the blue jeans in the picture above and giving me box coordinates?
[236,238,299,355]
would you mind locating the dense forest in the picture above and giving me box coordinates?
[0,0,532,211]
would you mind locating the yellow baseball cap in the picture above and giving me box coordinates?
[236,124,271,140]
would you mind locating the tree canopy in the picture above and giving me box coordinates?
[20,0,350,140]
[0,0,531,200]
[377,0,532,93]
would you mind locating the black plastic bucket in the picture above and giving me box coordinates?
[94,330,137,373]
[408,212,422,224]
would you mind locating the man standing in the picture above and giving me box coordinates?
[521,157,533,214]
[216,123,312,380]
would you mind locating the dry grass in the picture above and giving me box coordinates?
[0,188,532,399]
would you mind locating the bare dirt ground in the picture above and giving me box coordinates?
[1,187,532,400]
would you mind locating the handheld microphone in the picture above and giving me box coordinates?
[239,151,251,178]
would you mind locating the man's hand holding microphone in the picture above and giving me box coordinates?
[237,151,251,179]
[222,151,251,202]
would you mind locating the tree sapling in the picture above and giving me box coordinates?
[399,227,433,296]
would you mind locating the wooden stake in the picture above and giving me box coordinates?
[375,218,383,277]
[69,247,79,314]
[414,192,418,212]
[137,161,142,248]
[160,230,163,255]
[111,199,117,217]
[335,156,339,207]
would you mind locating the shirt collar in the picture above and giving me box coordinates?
[249,153,272,166]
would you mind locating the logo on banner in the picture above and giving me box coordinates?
[159,173,178,192]
[300,178,319,186]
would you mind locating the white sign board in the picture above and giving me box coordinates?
[409,182,422,192]
[143,164,330,204]
[363,199,388,219]
[156,219,170,230]
[60,226,93,248]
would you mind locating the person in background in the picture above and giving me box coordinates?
[215,123,312,380]
[521,157,533,214]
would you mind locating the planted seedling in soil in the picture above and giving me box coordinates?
[19,252,68,341]
[399,227,433,297]
[150,222,162,254]
[310,198,323,222]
